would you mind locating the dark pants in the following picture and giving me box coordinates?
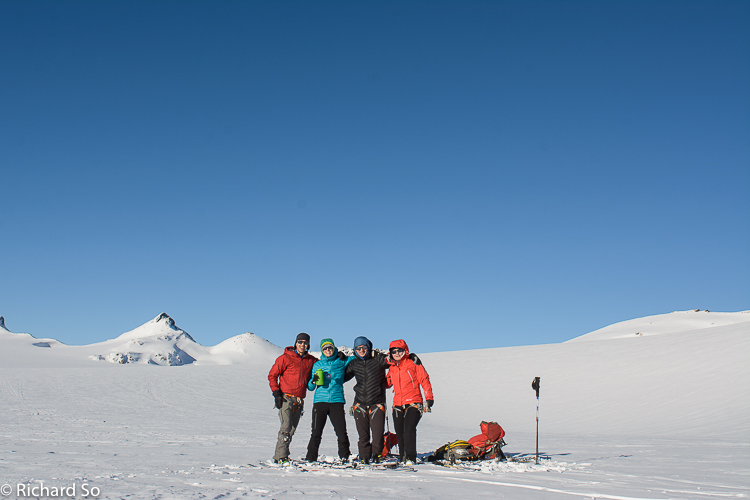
[306,402,350,461]
[393,405,422,462]
[353,404,386,462]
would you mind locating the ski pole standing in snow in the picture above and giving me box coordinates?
[532,377,540,464]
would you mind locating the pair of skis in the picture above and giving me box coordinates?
[260,459,416,472]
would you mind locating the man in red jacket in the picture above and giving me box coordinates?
[268,332,318,464]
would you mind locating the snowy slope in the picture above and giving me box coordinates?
[423,313,749,440]
[567,309,750,342]
[0,310,747,500]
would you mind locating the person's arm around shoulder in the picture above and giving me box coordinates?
[344,359,356,382]
[337,351,355,368]
[376,351,390,367]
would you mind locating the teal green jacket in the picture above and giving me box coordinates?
[307,343,353,404]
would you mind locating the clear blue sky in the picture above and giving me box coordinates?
[1,0,748,353]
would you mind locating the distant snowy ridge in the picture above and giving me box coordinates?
[0,315,62,348]
[2,309,747,370]
[88,313,284,366]
[89,312,200,366]
[208,331,283,363]
[566,309,750,342]
[0,312,282,366]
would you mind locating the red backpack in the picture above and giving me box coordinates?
[467,421,506,460]
[382,431,398,457]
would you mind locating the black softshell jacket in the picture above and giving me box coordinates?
[344,351,390,406]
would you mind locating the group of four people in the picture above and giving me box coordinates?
[268,332,433,466]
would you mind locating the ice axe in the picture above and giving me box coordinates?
[532,377,540,464]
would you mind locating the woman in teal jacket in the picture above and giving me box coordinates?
[305,338,353,462]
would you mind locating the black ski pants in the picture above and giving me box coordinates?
[305,402,350,461]
[352,404,386,462]
[392,405,422,462]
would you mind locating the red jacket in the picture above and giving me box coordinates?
[268,347,318,399]
[386,339,433,406]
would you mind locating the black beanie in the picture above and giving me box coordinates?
[296,332,310,343]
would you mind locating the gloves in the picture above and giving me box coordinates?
[312,372,321,384]
[409,353,422,365]
[338,351,348,361]
[426,399,434,409]
[273,390,284,409]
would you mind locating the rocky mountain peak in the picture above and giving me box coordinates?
[154,312,176,329]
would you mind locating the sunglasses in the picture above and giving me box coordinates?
[355,346,368,352]
[390,348,405,354]
[322,345,334,351]
[296,340,309,345]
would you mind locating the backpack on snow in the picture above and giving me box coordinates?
[467,421,506,460]
[428,440,478,464]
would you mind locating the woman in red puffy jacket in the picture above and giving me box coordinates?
[386,339,433,465]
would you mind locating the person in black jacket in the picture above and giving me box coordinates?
[344,336,391,464]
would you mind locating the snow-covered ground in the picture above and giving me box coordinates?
[0,310,748,499]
